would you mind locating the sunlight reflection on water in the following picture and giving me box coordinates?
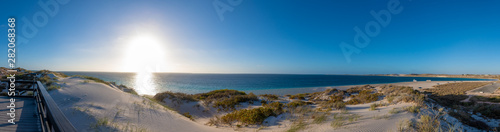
[134,72,157,95]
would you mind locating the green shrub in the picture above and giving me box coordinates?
[345,89,381,105]
[333,101,346,110]
[287,101,309,108]
[194,89,246,100]
[260,94,279,101]
[264,102,285,114]
[153,91,197,102]
[213,93,258,111]
[221,107,279,125]
[261,100,267,106]
[289,93,307,100]
[346,98,361,105]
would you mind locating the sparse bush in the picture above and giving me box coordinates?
[260,100,267,106]
[260,94,279,101]
[287,118,308,132]
[331,113,345,129]
[289,93,307,100]
[370,103,378,111]
[287,100,310,108]
[415,115,440,132]
[47,85,61,91]
[182,112,194,121]
[404,105,421,113]
[153,91,197,102]
[347,114,361,123]
[346,89,381,105]
[313,113,327,124]
[389,108,401,114]
[213,92,258,111]
[194,89,246,100]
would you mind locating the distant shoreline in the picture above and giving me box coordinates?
[59,71,495,96]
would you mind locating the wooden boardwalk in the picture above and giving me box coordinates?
[0,96,41,132]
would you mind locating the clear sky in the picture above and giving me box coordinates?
[1,0,499,74]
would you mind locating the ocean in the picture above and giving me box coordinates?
[60,72,493,95]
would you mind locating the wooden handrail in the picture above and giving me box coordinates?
[36,81,77,132]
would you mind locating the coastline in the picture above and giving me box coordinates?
[245,80,495,95]
[42,73,500,131]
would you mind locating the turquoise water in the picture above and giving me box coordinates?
[61,72,494,95]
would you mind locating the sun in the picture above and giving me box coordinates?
[122,35,166,73]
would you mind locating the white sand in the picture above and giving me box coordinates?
[49,77,224,132]
[48,77,495,132]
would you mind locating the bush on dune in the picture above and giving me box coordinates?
[194,89,246,100]
[221,107,280,125]
[213,93,258,111]
[289,93,308,100]
[153,91,197,102]
[260,94,279,101]
[346,89,381,105]
[380,85,424,104]
[154,89,258,111]
[287,100,311,108]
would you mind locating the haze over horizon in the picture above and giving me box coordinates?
[1,0,500,74]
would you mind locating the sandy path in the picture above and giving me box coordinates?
[49,77,224,132]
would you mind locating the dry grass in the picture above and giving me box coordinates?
[425,82,490,96]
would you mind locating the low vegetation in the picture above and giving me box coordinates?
[403,105,421,113]
[470,95,500,103]
[331,113,346,129]
[183,112,195,121]
[288,93,308,100]
[312,113,327,124]
[425,82,489,96]
[47,85,61,91]
[260,94,279,101]
[220,106,282,125]
[154,91,197,103]
[380,85,424,105]
[286,100,311,109]
[448,110,489,130]
[346,89,381,105]
[287,118,308,132]
[154,89,259,111]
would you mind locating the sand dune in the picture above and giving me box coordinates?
[50,77,224,132]
[48,76,496,132]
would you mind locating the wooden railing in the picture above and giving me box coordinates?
[35,81,77,132]
[1,79,77,132]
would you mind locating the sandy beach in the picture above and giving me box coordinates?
[44,74,500,132]
[50,77,225,132]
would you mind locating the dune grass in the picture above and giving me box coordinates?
[312,113,327,124]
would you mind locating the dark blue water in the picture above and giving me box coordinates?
[60,72,494,95]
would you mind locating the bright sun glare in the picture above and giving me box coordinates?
[122,35,166,73]
[122,35,166,95]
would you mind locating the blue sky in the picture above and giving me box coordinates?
[1,0,499,74]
